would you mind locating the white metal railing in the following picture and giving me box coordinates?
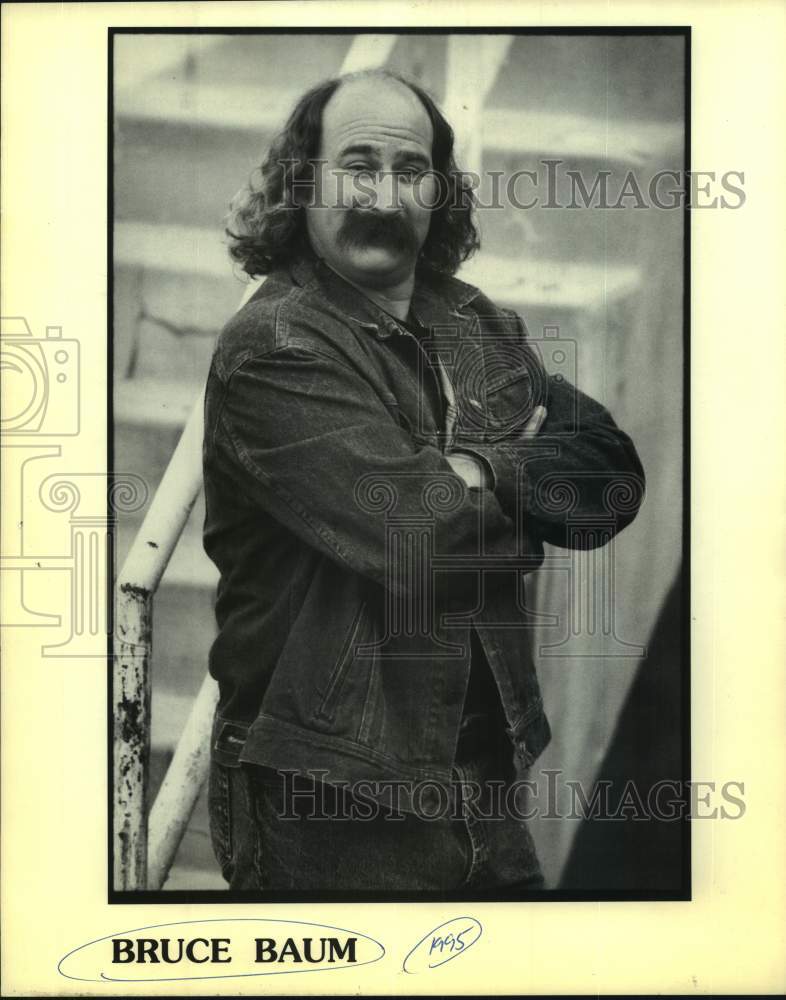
[111,33,517,891]
[113,392,217,890]
[112,36,399,893]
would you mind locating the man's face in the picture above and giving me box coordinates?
[304,76,437,290]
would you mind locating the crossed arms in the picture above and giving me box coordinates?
[209,316,645,597]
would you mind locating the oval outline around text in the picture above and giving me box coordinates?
[57,917,385,983]
[402,916,482,974]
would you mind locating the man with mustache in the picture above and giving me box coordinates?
[338,207,421,258]
[202,70,644,893]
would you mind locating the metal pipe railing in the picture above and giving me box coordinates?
[146,671,219,889]
[112,283,263,891]
[112,31,499,893]
[113,389,210,890]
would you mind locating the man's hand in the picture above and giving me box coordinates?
[521,405,548,439]
[447,406,548,488]
[445,451,489,489]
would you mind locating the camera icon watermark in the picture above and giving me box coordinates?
[534,324,579,433]
[0,316,80,436]
[0,315,152,657]
[416,319,579,447]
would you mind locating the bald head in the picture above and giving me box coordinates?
[305,71,439,296]
[319,73,434,163]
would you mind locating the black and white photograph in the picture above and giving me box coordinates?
[111,28,689,900]
[6,1,786,993]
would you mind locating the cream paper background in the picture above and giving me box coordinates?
[1,1,784,995]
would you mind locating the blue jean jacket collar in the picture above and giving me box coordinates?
[289,253,481,339]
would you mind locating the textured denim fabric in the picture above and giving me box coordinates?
[203,252,645,807]
[207,749,544,894]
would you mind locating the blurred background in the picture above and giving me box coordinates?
[113,32,686,891]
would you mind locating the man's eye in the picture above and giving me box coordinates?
[395,167,421,182]
[346,163,375,176]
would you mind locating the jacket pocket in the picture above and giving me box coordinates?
[314,601,369,724]
[481,342,549,440]
[207,718,251,883]
[207,759,234,882]
[484,368,538,438]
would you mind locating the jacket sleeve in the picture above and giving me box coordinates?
[452,322,646,550]
[208,341,537,598]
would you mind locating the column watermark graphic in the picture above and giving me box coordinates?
[349,318,646,660]
[1,316,148,657]
[2,308,645,662]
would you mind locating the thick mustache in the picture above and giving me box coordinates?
[336,210,419,255]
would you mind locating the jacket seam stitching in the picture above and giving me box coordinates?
[246,713,454,782]
[219,285,310,380]
[218,409,359,574]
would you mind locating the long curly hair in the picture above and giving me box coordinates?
[225,70,480,278]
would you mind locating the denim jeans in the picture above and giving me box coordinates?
[207,743,545,894]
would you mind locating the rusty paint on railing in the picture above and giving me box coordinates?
[112,390,205,891]
[111,33,404,893]
[113,583,152,889]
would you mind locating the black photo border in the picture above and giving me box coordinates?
[107,24,691,906]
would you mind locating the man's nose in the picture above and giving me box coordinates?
[355,171,402,213]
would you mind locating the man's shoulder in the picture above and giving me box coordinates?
[214,263,370,375]
[212,272,294,370]
[214,270,339,373]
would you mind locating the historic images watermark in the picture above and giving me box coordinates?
[269,159,746,212]
[263,768,746,823]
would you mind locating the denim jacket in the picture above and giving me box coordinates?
[202,253,645,809]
